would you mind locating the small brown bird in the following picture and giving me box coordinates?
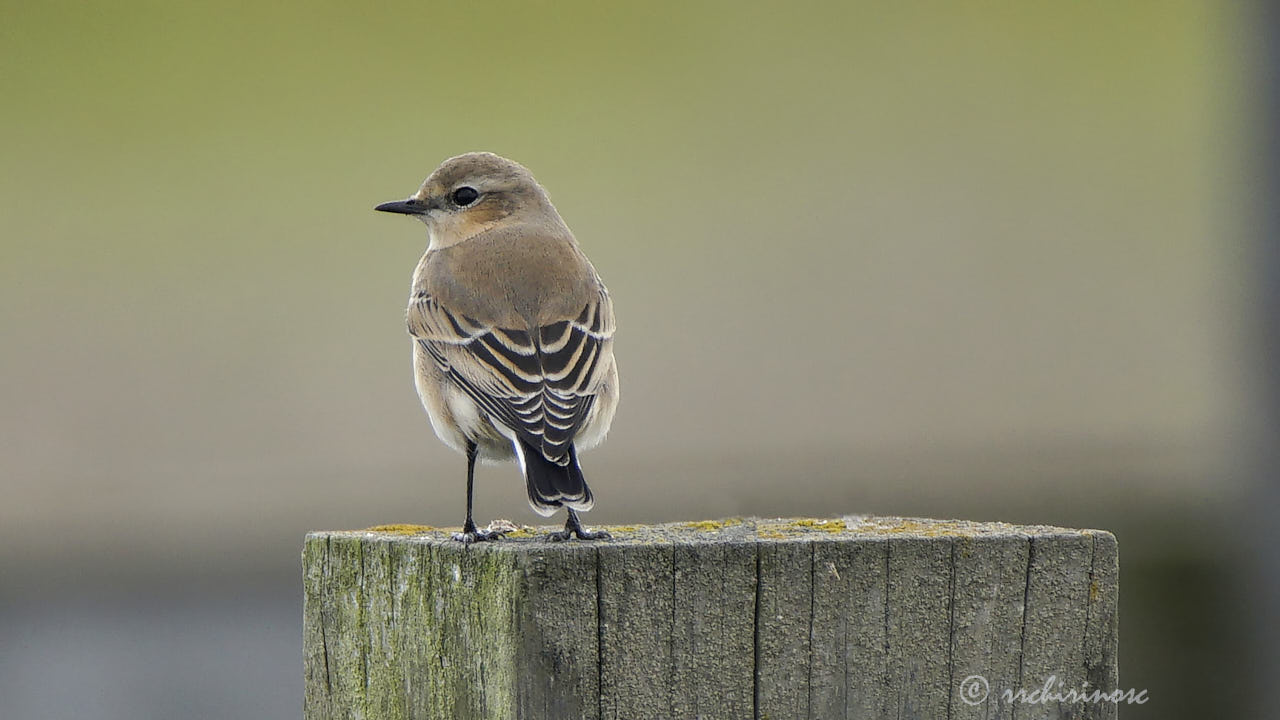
[375,153,618,543]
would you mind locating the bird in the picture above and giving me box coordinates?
[375,152,619,544]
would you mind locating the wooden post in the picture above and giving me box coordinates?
[302,517,1118,720]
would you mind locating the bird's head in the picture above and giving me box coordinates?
[375,152,560,249]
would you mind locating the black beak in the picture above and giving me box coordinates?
[374,198,429,215]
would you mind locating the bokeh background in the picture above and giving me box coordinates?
[2,1,1273,718]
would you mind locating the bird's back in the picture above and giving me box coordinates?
[407,222,616,465]
[416,224,601,329]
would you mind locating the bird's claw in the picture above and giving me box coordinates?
[545,527,612,542]
[451,528,506,545]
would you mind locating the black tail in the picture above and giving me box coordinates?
[519,441,593,517]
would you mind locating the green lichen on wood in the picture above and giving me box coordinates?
[306,535,524,720]
[320,534,367,719]
[362,539,406,720]
[425,543,520,719]
[301,535,331,720]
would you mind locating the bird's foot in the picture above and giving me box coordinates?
[547,509,611,542]
[451,522,507,545]
[545,526,612,542]
[451,528,506,544]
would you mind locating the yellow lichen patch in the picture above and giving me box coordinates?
[606,525,639,533]
[682,517,744,532]
[682,520,724,531]
[365,523,435,535]
[755,521,799,536]
[504,527,534,538]
[1090,580,1100,602]
[758,530,787,540]
[789,518,846,533]
[848,518,975,538]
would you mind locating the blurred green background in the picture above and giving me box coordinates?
[0,1,1264,718]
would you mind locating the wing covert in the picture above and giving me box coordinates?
[408,287,615,462]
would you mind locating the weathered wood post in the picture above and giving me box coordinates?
[303,516,1117,720]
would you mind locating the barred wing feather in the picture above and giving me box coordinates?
[407,287,615,464]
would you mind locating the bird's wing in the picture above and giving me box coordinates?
[407,285,615,463]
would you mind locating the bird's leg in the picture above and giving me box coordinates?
[452,441,506,544]
[546,508,612,542]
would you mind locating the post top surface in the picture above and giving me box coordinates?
[306,515,1114,550]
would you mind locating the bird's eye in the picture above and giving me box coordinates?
[451,186,479,206]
